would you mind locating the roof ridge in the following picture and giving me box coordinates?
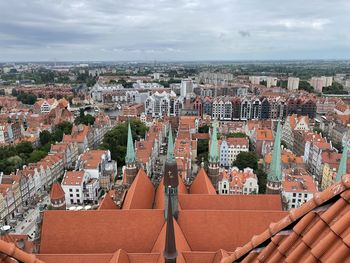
[221,173,350,263]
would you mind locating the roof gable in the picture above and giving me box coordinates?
[123,168,155,209]
[190,168,216,195]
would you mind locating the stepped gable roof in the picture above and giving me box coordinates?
[151,218,190,263]
[178,194,282,211]
[154,175,187,210]
[190,168,216,195]
[50,182,65,200]
[98,193,118,210]
[178,210,287,252]
[222,174,350,263]
[122,168,154,209]
[40,210,165,254]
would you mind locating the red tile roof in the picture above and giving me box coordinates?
[40,210,165,254]
[221,174,350,263]
[178,194,282,211]
[50,182,65,200]
[98,193,118,210]
[62,171,84,186]
[0,239,43,263]
[178,210,287,252]
[190,168,216,195]
[151,218,191,262]
[122,168,155,209]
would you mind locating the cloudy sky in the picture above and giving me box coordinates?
[1,0,350,61]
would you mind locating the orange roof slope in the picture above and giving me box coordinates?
[50,182,65,200]
[178,210,287,252]
[37,254,114,263]
[151,218,191,263]
[222,174,350,263]
[178,194,282,211]
[40,210,165,254]
[190,168,216,195]
[123,169,155,209]
[0,239,44,263]
[98,193,118,210]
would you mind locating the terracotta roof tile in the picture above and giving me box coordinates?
[221,174,350,263]
[190,168,216,195]
[50,182,65,200]
[151,218,190,262]
[178,194,282,211]
[122,168,155,209]
[178,210,287,252]
[98,193,118,210]
[40,210,165,254]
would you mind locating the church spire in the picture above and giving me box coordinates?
[266,121,282,195]
[125,121,138,185]
[125,121,136,164]
[336,131,349,182]
[208,120,219,163]
[268,121,282,182]
[164,190,177,263]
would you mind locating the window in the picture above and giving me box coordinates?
[69,189,72,192]
[70,194,73,197]
[293,193,296,197]
[292,199,296,203]
[76,194,80,198]
[76,189,79,192]
[70,199,74,203]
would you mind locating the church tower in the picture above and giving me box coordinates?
[336,130,349,182]
[208,120,219,186]
[266,121,283,194]
[125,121,138,185]
[164,124,179,219]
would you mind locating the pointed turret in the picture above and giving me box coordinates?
[164,191,177,263]
[208,120,219,186]
[125,122,136,164]
[336,131,349,182]
[125,121,138,185]
[164,124,179,219]
[266,121,282,194]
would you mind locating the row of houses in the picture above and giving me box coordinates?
[193,95,317,120]
[0,115,113,225]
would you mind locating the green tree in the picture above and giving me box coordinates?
[40,130,52,146]
[298,80,313,93]
[15,141,33,155]
[323,82,347,94]
[101,119,148,166]
[232,152,258,170]
[28,150,47,163]
[75,108,95,126]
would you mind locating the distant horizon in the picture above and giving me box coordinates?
[2,58,350,64]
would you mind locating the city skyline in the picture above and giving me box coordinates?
[1,0,350,61]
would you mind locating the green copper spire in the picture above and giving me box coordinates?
[167,124,175,162]
[336,132,349,182]
[268,121,282,182]
[208,120,219,163]
[125,121,136,164]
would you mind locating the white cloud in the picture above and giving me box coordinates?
[0,0,349,61]
[277,19,331,30]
